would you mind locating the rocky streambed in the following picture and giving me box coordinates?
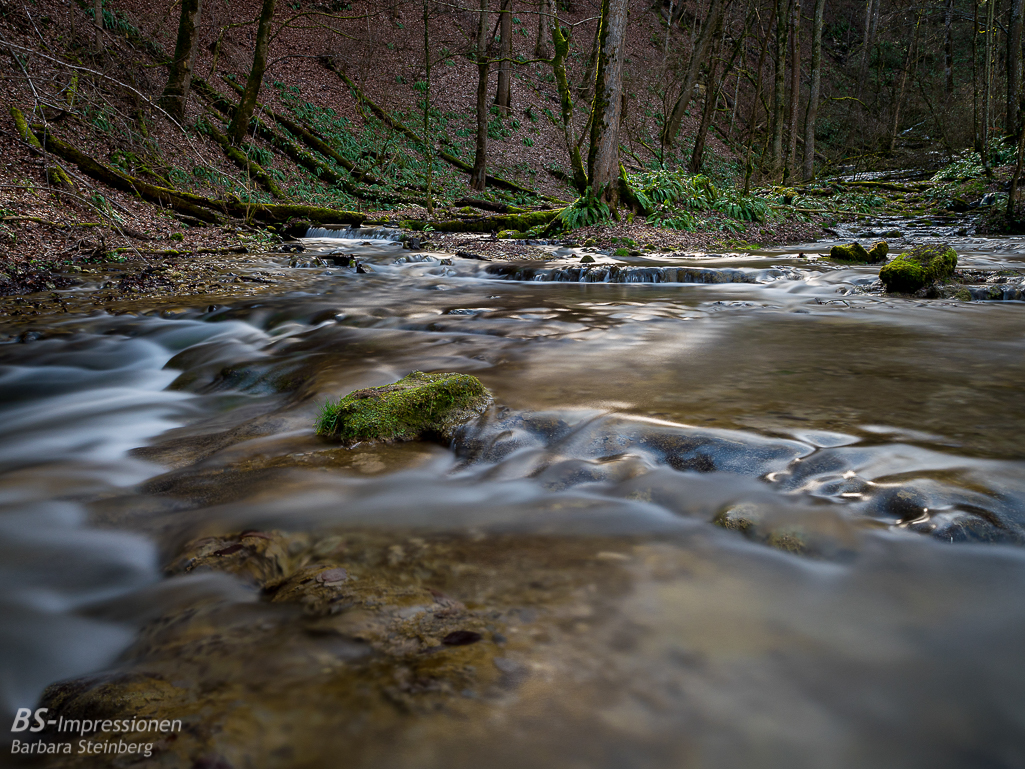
[1,224,1024,769]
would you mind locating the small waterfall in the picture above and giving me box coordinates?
[483,264,800,284]
[305,226,402,241]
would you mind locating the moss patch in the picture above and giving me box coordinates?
[879,244,958,293]
[828,241,886,263]
[316,371,492,444]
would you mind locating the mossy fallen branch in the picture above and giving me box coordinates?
[10,107,75,189]
[405,209,562,233]
[31,126,367,227]
[316,371,492,444]
[216,77,386,188]
[201,119,286,199]
[332,66,565,203]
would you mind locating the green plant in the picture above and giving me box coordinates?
[552,186,612,231]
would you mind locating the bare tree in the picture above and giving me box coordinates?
[551,23,588,191]
[1009,0,1023,131]
[661,0,729,151]
[803,0,826,179]
[535,0,553,59]
[496,0,512,115]
[470,0,490,191]
[93,0,104,53]
[227,0,276,144]
[785,0,800,182]
[159,0,203,123]
[588,0,628,207]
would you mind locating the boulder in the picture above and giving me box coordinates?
[828,242,874,263]
[866,241,888,262]
[315,371,492,444]
[879,244,958,293]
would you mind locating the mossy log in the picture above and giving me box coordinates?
[33,126,225,223]
[201,119,286,198]
[316,371,492,444]
[10,107,75,189]
[216,77,386,187]
[31,127,367,227]
[836,180,933,193]
[194,79,421,206]
[397,209,562,233]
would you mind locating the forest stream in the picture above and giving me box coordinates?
[2,226,1024,768]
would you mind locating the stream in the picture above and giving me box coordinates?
[1,225,1024,768]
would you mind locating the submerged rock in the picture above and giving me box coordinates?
[315,371,492,444]
[879,243,958,293]
[829,241,888,264]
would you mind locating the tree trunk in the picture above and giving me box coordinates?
[744,3,776,193]
[944,0,954,96]
[857,0,878,99]
[1009,0,1023,132]
[535,0,553,59]
[784,0,800,183]
[691,46,722,174]
[93,0,103,52]
[886,10,921,153]
[552,24,589,191]
[423,0,435,214]
[768,0,789,178]
[803,0,826,180]
[661,0,728,150]
[471,0,490,191]
[227,0,276,144]
[983,0,995,173]
[496,0,512,115]
[588,0,628,208]
[1006,113,1025,223]
[159,0,203,123]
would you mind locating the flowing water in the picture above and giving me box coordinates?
[1,227,1024,768]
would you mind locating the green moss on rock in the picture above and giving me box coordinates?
[316,371,492,444]
[867,241,888,262]
[828,242,870,262]
[879,244,958,293]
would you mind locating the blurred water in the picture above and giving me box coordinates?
[1,230,1023,766]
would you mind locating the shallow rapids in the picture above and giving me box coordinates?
[1,228,1024,768]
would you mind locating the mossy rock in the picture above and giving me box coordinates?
[580,254,595,264]
[879,244,958,293]
[867,241,888,262]
[316,371,492,444]
[828,241,884,263]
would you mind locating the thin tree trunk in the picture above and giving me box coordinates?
[588,0,628,207]
[857,0,874,97]
[471,0,490,191]
[769,0,790,178]
[661,0,728,150]
[535,0,553,59]
[973,0,981,153]
[227,0,276,144]
[944,0,954,96]
[496,0,512,115]
[159,0,203,123]
[1005,113,1025,223]
[552,24,588,191]
[744,3,776,194]
[423,0,435,214]
[691,15,748,174]
[1009,0,1023,132]
[93,0,103,52]
[887,11,921,152]
[785,0,801,182]
[984,0,995,172]
[803,0,826,180]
